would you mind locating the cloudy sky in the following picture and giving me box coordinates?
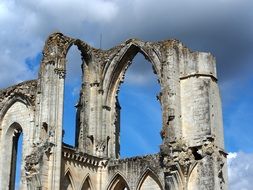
[0,0,253,189]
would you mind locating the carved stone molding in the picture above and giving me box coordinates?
[62,145,105,168]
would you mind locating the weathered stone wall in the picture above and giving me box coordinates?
[0,32,227,190]
[61,146,104,190]
[0,80,37,189]
[106,155,164,190]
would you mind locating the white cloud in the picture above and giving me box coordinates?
[0,0,252,88]
[228,152,253,190]
[0,0,118,88]
[0,0,252,166]
[22,0,118,29]
[125,71,154,86]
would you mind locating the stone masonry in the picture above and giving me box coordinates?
[0,32,227,190]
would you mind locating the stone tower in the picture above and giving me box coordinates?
[0,33,227,190]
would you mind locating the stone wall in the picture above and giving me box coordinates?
[0,32,227,190]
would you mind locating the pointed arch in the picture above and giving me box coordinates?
[41,32,92,69]
[0,94,33,127]
[187,162,199,190]
[165,170,184,190]
[62,169,76,190]
[41,33,95,150]
[0,122,23,190]
[62,43,83,146]
[80,174,94,190]
[102,41,161,104]
[5,122,22,136]
[175,163,185,189]
[107,172,130,190]
[174,171,184,190]
[0,97,35,189]
[101,41,162,158]
[0,97,34,147]
[137,168,163,190]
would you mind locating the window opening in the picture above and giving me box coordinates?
[118,53,162,158]
[109,174,129,190]
[63,46,82,146]
[62,172,74,190]
[81,176,92,190]
[138,170,162,190]
[11,130,23,190]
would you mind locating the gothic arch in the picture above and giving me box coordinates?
[0,97,34,188]
[41,32,95,81]
[0,94,33,127]
[187,162,200,190]
[101,41,162,158]
[175,171,184,190]
[5,122,22,135]
[40,33,96,149]
[0,122,23,189]
[80,174,94,190]
[0,97,35,189]
[175,163,185,189]
[102,41,161,104]
[0,97,34,144]
[62,169,76,190]
[41,32,92,69]
[107,172,130,190]
[136,168,163,190]
[165,161,198,190]
[165,170,184,190]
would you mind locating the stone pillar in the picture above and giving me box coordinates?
[159,43,182,144]
[77,56,107,157]
[36,59,65,190]
[34,33,74,190]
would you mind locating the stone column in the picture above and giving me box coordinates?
[34,33,74,190]
[36,59,65,190]
[160,43,182,144]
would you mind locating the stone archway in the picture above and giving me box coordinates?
[107,173,130,190]
[0,97,34,189]
[0,32,228,190]
[62,170,75,190]
[137,169,163,190]
[4,122,23,190]
[80,175,93,190]
[101,42,163,159]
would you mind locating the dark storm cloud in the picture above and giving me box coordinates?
[0,0,118,88]
[96,0,253,83]
[1,0,251,87]
[0,1,252,188]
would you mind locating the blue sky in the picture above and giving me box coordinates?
[0,0,252,189]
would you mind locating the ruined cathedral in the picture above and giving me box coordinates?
[0,33,227,190]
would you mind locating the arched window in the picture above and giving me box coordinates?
[107,173,130,190]
[137,169,163,190]
[63,45,82,146]
[13,132,23,190]
[5,123,23,190]
[0,98,34,189]
[81,175,93,190]
[62,171,75,190]
[118,53,162,157]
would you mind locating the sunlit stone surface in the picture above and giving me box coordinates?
[0,33,227,190]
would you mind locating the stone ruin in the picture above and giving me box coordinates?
[0,32,227,189]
